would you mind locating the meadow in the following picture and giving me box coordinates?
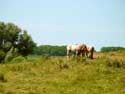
[0,51,125,94]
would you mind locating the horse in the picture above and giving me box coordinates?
[85,45,95,59]
[66,43,87,59]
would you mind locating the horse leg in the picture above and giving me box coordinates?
[90,52,93,59]
[81,50,86,57]
[90,49,94,59]
[85,50,89,58]
[67,50,71,60]
[75,50,80,57]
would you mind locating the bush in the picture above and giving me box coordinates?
[42,54,50,60]
[0,50,5,63]
[9,56,26,63]
[4,47,14,63]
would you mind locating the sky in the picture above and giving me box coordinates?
[0,0,125,51]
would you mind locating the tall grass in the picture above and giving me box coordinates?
[0,72,7,82]
[105,58,125,68]
[0,51,125,94]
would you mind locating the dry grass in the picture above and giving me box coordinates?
[0,51,125,94]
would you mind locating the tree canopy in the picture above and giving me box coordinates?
[0,21,36,63]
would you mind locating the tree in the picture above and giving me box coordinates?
[101,47,125,52]
[18,30,36,56]
[0,21,36,63]
[32,45,66,56]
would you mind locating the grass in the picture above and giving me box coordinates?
[0,51,125,94]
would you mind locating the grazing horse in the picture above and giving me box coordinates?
[66,43,87,59]
[85,45,94,59]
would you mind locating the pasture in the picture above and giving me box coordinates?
[0,51,125,94]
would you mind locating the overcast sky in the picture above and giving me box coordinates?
[0,0,125,50]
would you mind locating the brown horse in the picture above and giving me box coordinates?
[66,43,87,59]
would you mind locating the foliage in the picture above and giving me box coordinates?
[4,47,18,63]
[9,56,26,64]
[0,50,5,63]
[18,31,36,56]
[32,45,66,56]
[0,21,36,63]
[101,46,125,52]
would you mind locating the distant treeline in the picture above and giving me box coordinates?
[100,47,125,52]
[32,45,66,56]
[32,45,125,56]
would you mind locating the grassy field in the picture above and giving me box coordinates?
[0,51,125,94]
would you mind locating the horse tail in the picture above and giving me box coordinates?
[90,46,94,59]
[91,46,94,52]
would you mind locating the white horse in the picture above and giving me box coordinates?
[66,43,87,59]
[85,45,94,59]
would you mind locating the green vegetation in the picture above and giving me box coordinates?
[0,21,36,63]
[101,47,125,52]
[32,45,66,56]
[0,51,125,94]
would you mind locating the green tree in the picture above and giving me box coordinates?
[0,21,36,63]
[18,31,36,56]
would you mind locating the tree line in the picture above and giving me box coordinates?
[100,47,125,52]
[32,45,66,56]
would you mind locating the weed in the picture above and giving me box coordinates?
[105,58,125,68]
[0,73,7,82]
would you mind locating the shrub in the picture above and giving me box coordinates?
[4,47,14,63]
[42,54,50,60]
[9,56,26,63]
[0,50,5,63]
